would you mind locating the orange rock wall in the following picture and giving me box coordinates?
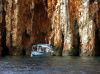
[0,0,99,56]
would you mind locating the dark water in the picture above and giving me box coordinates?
[0,56,100,74]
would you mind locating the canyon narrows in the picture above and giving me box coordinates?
[0,0,100,56]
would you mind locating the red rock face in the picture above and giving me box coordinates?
[32,0,51,44]
[68,0,80,55]
[0,0,100,56]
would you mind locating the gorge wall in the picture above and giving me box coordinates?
[0,0,100,56]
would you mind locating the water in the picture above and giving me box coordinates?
[0,56,100,74]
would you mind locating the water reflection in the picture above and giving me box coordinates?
[0,56,100,74]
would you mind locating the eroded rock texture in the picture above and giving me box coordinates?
[5,0,18,55]
[32,0,51,44]
[0,0,99,56]
[78,0,95,56]
[0,0,2,55]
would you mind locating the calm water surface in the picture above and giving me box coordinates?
[0,56,100,74]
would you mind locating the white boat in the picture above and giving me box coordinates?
[31,51,43,56]
[31,44,54,57]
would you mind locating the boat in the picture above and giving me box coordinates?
[31,44,54,57]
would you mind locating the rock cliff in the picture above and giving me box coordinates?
[0,0,100,56]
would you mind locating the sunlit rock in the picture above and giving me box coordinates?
[0,0,99,56]
[78,0,95,56]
